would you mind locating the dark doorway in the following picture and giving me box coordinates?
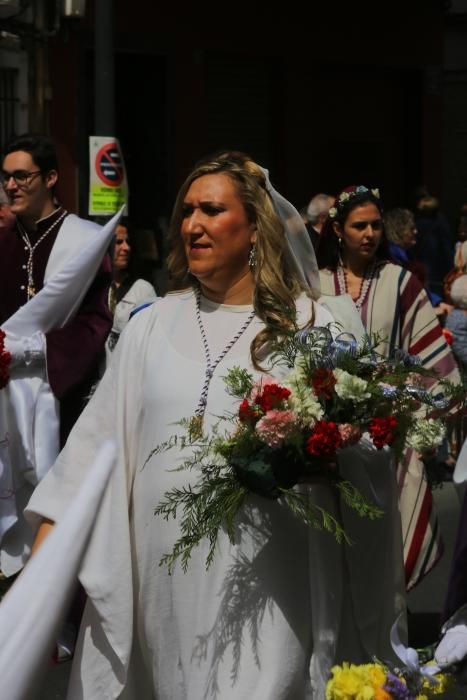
[293,64,423,210]
[114,51,169,227]
[82,50,169,227]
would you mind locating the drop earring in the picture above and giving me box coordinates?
[337,236,345,265]
[248,244,257,268]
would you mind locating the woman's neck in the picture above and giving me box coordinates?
[113,269,128,286]
[340,252,371,277]
[199,272,254,305]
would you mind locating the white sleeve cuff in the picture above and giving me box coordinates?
[23,331,46,366]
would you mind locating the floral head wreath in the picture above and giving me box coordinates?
[328,185,381,220]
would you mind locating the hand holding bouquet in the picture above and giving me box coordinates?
[325,660,458,699]
[326,613,464,699]
[152,326,457,573]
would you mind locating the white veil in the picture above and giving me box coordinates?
[261,167,321,298]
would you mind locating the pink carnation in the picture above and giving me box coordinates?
[255,409,297,448]
[338,423,362,447]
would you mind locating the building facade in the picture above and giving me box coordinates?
[0,0,450,228]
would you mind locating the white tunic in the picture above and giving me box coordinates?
[104,278,157,366]
[26,290,405,700]
[1,212,120,576]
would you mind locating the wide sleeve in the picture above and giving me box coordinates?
[45,255,113,400]
[398,269,460,387]
[25,335,119,531]
[25,318,140,698]
[308,439,407,695]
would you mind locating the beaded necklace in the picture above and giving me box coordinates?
[17,209,68,299]
[189,287,256,437]
[336,258,377,311]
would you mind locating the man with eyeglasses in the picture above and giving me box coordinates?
[0,134,113,596]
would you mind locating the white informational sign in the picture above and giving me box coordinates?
[88,136,129,216]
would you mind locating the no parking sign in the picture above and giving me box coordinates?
[89,137,129,215]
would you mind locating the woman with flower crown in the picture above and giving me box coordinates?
[317,185,460,593]
[24,156,405,700]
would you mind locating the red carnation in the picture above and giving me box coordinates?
[368,416,398,450]
[311,368,336,400]
[255,383,291,412]
[238,399,253,423]
[306,420,342,458]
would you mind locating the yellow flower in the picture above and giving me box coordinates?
[326,663,361,698]
[420,670,452,695]
[325,662,389,700]
[366,664,386,688]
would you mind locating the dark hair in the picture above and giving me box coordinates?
[110,220,144,303]
[109,218,133,258]
[3,133,58,174]
[316,187,389,271]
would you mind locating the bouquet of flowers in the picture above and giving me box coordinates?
[152,325,457,573]
[325,660,458,699]
[326,613,466,699]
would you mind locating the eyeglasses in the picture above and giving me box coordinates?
[0,170,42,187]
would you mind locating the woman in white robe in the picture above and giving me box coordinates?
[105,222,157,367]
[26,152,405,700]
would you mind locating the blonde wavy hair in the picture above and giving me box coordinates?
[166,150,315,369]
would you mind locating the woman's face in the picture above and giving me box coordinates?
[113,225,131,271]
[180,173,256,291]
[334,202,383,264]
[400,218,417,248]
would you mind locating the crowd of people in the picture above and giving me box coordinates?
[1,135,467,698]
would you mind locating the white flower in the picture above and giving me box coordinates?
[283,368,324,424]
[339,192,350,202]
[371,188,380,199]
[406,418,446,452]
[334,368,371,402]
[289,392,323,424]
[283,366,307,389]
[328,206,337,219]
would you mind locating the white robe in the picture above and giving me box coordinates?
[1,211,121,576]
[26,290,405,700]
[104,278,157,366]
